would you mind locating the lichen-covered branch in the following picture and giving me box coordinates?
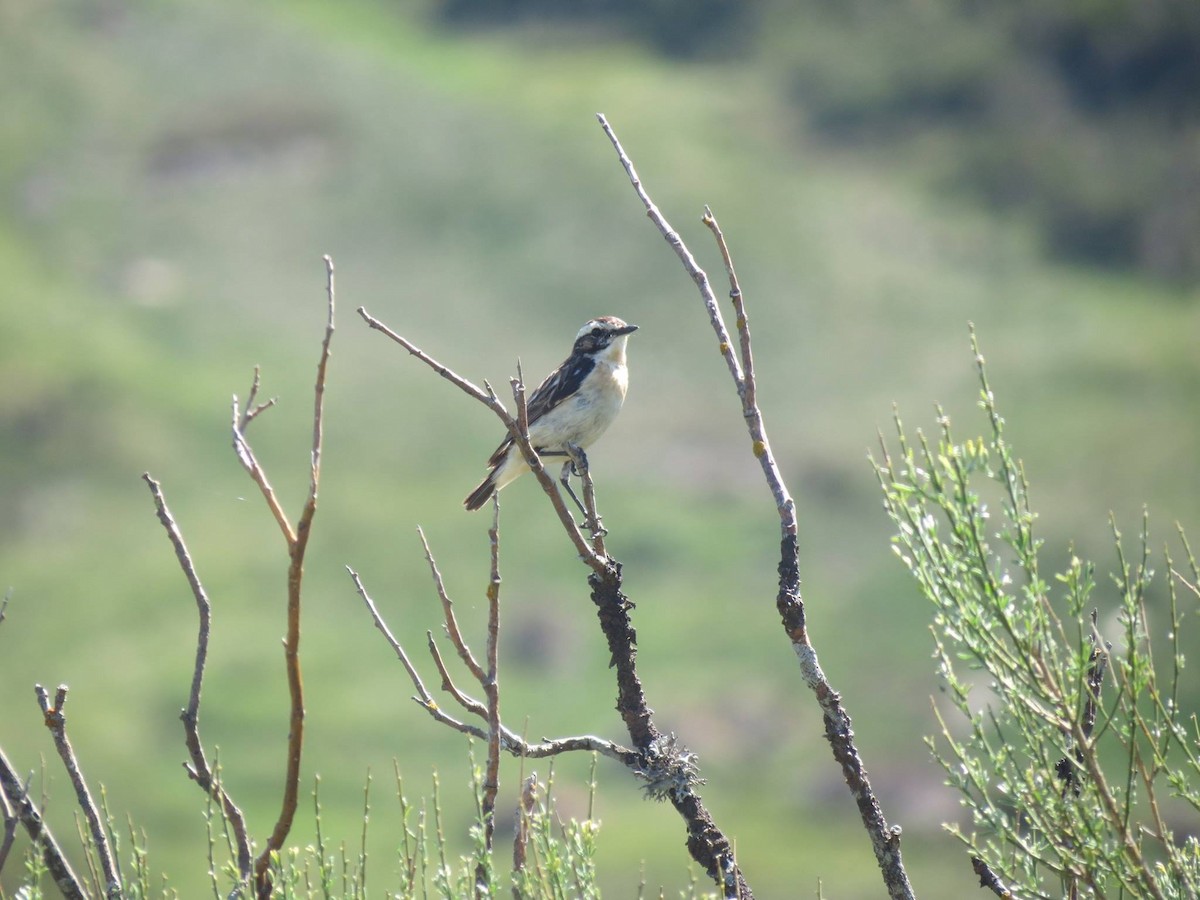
[587,561,749,898]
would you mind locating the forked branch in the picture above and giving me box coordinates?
[347,556,638,768]
[34,685,120,898]
[147,255,337,899]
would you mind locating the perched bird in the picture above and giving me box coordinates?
[464,316,638,511]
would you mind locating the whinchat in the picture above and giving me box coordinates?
[464,316,638,511]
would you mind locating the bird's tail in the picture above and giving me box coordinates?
[463,470,497,511]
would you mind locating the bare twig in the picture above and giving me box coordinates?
[417,527,485,682]
[237,366,277,429]
[0,771,14,874]
[427,630,488,717]
[347,566,638,767]
[512,773,538,896]
[252,254,337,893]
[346,566,434,700]
[598,112,915,900]
[357,305,707,889]
[35,685,121,898]
[0,747,85,899]
[231,375,295,545]
[1171,565,1200,600]
[142,472,253,883]
[700,208,792,523]
[147,256,336,898]
[357,306,606,571]
[476,499,503,897]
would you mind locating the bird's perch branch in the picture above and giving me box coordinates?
[357,306,607,571]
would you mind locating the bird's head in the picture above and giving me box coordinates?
[572,316,638,359]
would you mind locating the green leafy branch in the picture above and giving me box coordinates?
[874,327,1200,899]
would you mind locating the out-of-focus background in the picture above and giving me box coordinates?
[2,0,1198,896]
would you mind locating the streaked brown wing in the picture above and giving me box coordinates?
[483,352,593,465]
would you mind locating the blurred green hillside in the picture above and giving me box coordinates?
[1,1,1197,897]
[440,0,1200,282]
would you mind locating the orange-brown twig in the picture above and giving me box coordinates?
[250,255,336,895]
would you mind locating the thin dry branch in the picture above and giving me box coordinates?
[1171,565,1200,600]
[237,366,277,429]
[427,630,488,717]
[0,747,85,899]
[476,499,504,896]
[511,773,538,895]
[347,566,638,767]
[231,378,295,544]
[417,527,485,683]
[594,121,745,394]
[346,566,434,701]
[34,685,121,898]
[356,306,606,571]
[700,208,794,526]
[597,112,915,900]
[254,255,337,893]
[148,257,335,898]
[142,472,253,882]
[0,774,14,874]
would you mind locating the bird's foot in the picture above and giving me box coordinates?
[582,513,607,538]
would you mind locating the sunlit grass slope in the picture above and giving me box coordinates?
[0,1,1197,897]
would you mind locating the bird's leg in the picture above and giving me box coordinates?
[563,443,605,536]
[558,459,587,516]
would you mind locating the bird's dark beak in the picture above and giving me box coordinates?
[616,324,639,336]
